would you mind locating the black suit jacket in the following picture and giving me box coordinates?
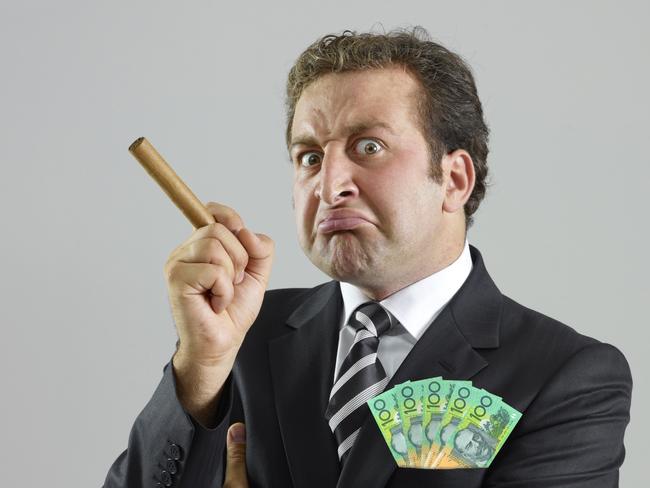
[103,244,632,487]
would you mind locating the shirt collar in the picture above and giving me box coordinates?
[338,239,473,340]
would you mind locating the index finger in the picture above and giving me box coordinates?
[204,201,245,235]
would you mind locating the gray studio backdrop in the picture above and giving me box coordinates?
[0,1,647,486]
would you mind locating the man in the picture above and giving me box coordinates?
[103,27,632,487]
[452,427,495,467]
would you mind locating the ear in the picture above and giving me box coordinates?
[441,149,475,214]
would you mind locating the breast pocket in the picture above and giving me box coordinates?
[388,467,486,487]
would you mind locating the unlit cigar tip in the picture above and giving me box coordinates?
[129,137,146,152]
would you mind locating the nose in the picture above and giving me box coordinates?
[315,146,359,205]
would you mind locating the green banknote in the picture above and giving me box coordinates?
[428,381,477,468]
[368,378,523,469]
[416,377,446,467]
[436,388,522,468]
[393,381,422,467]
[367,389,409,467]
[422,380,472,468]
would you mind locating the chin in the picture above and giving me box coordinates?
[318,260,360,282]
[325,244,372,280]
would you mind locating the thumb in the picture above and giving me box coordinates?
[237,228,274,285]
[224,422,249,488]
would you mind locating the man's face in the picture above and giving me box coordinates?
[290,67,453,299]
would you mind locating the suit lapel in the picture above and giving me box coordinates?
[336,244,503,488]
[268,281,343,487]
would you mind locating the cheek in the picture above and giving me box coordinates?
[378,185,440,240]
[377,190,416,230]
[292,186,316,231]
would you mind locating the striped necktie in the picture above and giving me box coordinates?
[324,301,393,464]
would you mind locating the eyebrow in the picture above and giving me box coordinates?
[289,121,396,151]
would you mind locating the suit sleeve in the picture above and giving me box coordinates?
[483,342,632,488]
[102,358,235,488]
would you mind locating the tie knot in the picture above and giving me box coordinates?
[349,301,392,337]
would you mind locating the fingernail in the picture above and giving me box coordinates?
[230,423,246,444]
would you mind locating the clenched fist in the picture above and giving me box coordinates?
[165,201,274,426]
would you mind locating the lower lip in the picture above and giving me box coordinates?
[318,217,370,234]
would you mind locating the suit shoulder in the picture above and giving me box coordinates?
[499,293,601,356]
[495,294,633,385]
[553,340,632,385]
[487,295,632,412]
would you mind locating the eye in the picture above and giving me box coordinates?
[354,138,383,156]
[299,151,322,167]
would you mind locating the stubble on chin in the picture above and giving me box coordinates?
[316,232,374,280]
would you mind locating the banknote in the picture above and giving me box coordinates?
[435,389,522,469]
[367,389,409,467]
[367,378,522,469]
[423,380,472,468]
[407,376,442,467]
[393,381,422,467]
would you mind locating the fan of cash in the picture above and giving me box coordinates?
[367,378,522,469]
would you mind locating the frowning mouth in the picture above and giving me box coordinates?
[318,217,371,234]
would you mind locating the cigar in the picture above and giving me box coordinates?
[128,137,215,229]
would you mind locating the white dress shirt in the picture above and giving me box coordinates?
[333,239,473,384]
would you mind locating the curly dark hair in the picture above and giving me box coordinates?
[285,26,491,229]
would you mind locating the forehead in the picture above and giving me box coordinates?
[290,66,423,143]
[456,429,474,441]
